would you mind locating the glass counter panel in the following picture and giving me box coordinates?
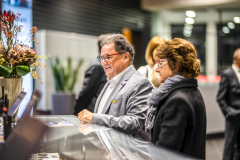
[34,116,200,160]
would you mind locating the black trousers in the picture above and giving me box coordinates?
[223,119,240,160]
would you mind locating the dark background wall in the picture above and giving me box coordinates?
[217,24,240,74]
[171,25,206,75]
[33,0,151,68]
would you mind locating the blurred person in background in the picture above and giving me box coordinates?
[217,48,240,160]
[78,34,153,141]
[145,38,206,159]
[73,34,111,115]
[138,36,165,86]
[150,62,162,88]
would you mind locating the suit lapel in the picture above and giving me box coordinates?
[230,68,240,86]
[94,82,110,113]
[101,66,136,114]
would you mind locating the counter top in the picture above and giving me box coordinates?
[33,115,199,160]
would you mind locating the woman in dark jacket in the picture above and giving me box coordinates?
[145,38,206,159]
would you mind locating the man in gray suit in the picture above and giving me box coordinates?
[78,34,153,141]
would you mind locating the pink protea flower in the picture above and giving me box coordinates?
[31,26,37,35]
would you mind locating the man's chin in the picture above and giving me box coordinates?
[105,74,113,79]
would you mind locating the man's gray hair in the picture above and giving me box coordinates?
[233,48,240,63]
[100,34,135,64]
[98,33,112,53]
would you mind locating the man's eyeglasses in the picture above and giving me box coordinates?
[157,60,168,69]
[97,53,122,62]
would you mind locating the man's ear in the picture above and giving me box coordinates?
[238,56,240,65]
[124,52,130,62]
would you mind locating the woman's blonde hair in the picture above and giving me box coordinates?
[145,36,165,67]
[154,38,201,78]
[151,63,162,88]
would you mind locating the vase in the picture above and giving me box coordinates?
[0,77,22,110]
[51,92,75,115]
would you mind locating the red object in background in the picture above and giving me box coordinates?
[196,75,221,82]
[3,106,8,113]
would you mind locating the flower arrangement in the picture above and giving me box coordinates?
[0,10,50,83]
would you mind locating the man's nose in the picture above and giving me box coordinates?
[101,59,108,65]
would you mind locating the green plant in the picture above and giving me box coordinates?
[50,57,83,92]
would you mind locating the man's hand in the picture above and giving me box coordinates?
[226,107,240,119]
[78,109,93,122]
[78,122,93,135]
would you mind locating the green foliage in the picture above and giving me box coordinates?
[0,64,13,77]
[0,62,30,77]
[16,65,30,77]
[50,57,83,92]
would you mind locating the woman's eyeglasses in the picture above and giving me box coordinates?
[157,60,168,69]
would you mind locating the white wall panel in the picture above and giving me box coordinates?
[35,30,98,111]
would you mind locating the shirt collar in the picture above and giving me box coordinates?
[232,64,240,72]
[107,65,132,88]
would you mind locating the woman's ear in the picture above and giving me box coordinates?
[174,66,179,75]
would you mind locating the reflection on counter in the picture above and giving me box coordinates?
[36,116,200,160]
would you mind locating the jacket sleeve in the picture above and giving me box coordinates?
[73,65,105,115]
[92,80,153,134]
[155,97,190,151]
[216,74,231,116]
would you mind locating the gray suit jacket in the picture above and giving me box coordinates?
[92,65,153,141]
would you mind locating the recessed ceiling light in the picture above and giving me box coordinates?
[183,28,192,37]
[186,11,196,18]
[233,17,240,23]
[222,26,230,34]
[183,28,192,34]
[184,23,193,29]
[227,22,235,29]
[183,32,191,37]
[185,17,195,24]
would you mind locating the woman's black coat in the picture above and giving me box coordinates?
[151,79,206,159]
